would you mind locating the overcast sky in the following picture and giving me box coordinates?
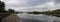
[1,0,60,12]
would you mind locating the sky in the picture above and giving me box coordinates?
[1,0,60,12]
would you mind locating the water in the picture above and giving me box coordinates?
[17,13,60,22]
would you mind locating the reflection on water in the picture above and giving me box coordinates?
[17,13,60,22]
[21,18,45,22]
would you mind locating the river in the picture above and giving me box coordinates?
[17,13,60,22]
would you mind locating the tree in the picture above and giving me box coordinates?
[27,11,41,15]
[8,9,15,13]
[0,1,5,13]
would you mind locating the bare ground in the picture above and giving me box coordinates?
[1,14,17,22]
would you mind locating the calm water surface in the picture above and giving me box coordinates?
[17,13,60,22]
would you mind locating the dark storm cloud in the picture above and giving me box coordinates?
[55,0,60,4]
[27,0,53,6]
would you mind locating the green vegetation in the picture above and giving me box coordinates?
[27,11,41,15]
[8,9,15,13]
[0,1,15,19]
[0,1,5,13]
[0,1,15,13]
[27,9,60,17]
[43,9,60,17]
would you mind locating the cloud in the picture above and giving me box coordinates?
[1,0,60,11]
[26,0,53,6]
[55,0,60,4]
[2,0,54,7]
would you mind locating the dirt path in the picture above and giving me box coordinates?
[1,14,17,22]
